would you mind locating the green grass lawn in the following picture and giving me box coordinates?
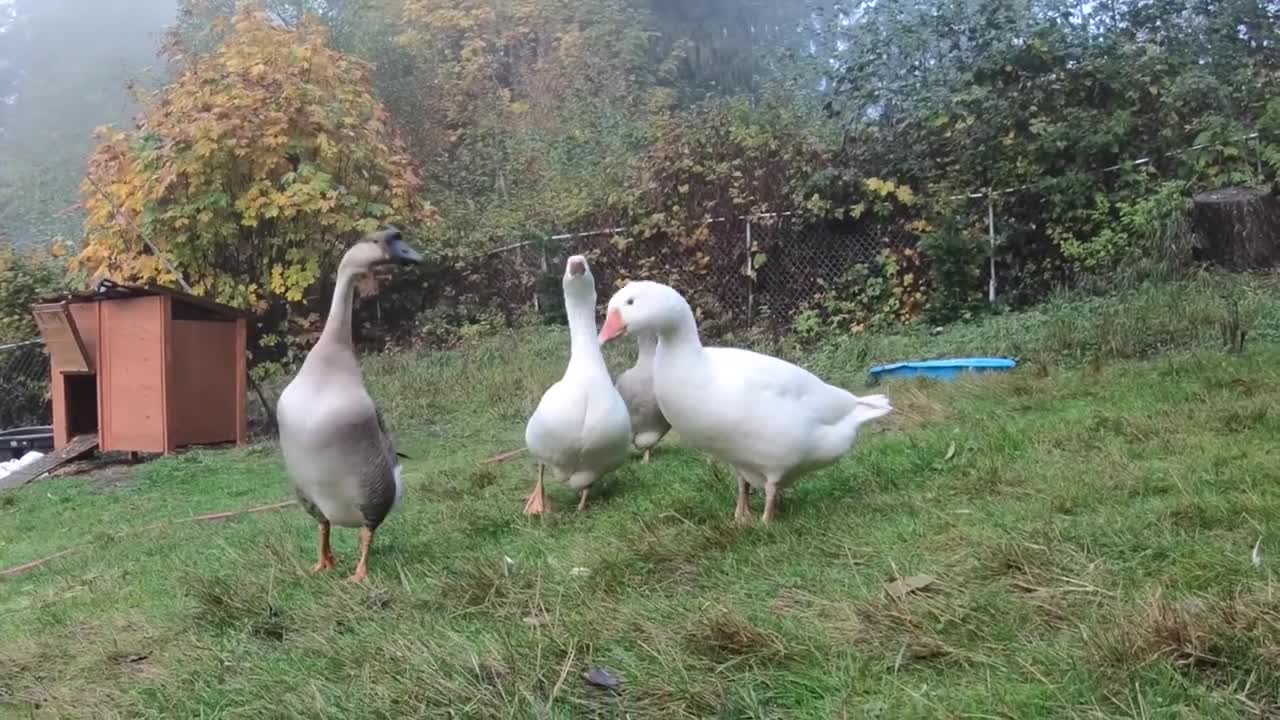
[4,311,1280,717]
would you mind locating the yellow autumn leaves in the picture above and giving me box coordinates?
[76,4,436,313]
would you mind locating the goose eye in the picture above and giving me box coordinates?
[626,298,635,306]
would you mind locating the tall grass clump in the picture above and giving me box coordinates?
[804,274,1280,381]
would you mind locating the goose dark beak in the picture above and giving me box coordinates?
[387,235,423,265]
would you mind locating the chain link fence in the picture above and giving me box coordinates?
[470,215,917,334]
[750,216,919,327]
[0,340,51,430]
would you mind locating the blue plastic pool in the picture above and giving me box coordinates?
[867,357,1016,384]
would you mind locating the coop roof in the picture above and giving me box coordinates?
[38,279,250,319]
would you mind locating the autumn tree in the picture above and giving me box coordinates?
[640,0,812,98]
[77,2,436,313]
[391,0,662,250]
[169,0,820,251]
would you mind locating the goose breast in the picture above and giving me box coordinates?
[525,374,631,486]
[278,375,400,527]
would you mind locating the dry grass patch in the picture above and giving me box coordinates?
[1091,590,1280,713]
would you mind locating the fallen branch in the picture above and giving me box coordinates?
[483,447,528,464]
[182,500,297,524]
[1,500,298,578]
[0,548,80,578]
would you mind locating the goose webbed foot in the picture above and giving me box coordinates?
[311,521,337,574]
[346,526,374,584]
[761,479,781,525]
[734,473,753,525]
[523,464,550,516]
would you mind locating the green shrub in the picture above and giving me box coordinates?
[792,247,928,341]
[0,244,74,343]
[920,216,989,325]
[1064,181,1200,291]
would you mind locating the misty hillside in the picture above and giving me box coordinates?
[0,0,176,246]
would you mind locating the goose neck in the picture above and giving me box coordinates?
[656,302,703,353]
[566,293,606,369]
[317,265,359,351]
[635,333,658,368]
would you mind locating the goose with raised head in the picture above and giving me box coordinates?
[276,227,422,583]
[598,281,892,524]
[523,255,631,514]
[615,331,670,463]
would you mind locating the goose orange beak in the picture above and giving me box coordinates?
[598,308,627,344]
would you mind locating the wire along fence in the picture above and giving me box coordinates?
[472,215,918,335]
[0,340,50,429]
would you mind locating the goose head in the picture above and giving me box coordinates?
[563,254,596,307]
[599,281,687,344]
[339,226,423,277]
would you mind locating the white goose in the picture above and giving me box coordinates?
[615,331,671,463]
[523,255,632,514]
[599,281,892,524]
[276,227,421,583]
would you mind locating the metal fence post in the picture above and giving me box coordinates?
[987,191,997,304]
[535,240,548,313]
[745,218,754,327]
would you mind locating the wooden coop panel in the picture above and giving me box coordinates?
[32,303,90,373]
[67,301,100,369]
[98,295,169,453]
[169,319,240,447]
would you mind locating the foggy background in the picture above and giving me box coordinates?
[0,0,177,246]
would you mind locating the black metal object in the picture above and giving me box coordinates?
[0,425,53,461]
[0,433,97,490]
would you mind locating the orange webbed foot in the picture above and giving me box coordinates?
[523,465,550,516]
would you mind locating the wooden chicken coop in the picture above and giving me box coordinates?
[31,281,249,455]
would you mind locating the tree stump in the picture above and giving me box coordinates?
[1191,187,1280,270]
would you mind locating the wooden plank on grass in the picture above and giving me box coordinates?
[0,434,98,491]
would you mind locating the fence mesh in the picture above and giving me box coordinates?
[0,341,51,429]
[751,217,918,325]
[475,216,917,334]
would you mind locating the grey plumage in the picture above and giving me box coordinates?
[278,371,404,530]
[354,407,401,529]
[615,332,671,454]
[295,487,326,523]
